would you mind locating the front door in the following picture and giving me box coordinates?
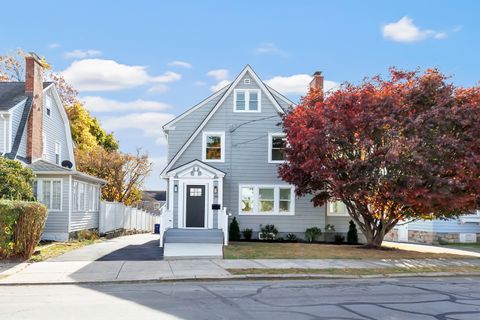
[185,185,206,228]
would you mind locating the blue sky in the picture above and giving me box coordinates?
[2,0,479,189]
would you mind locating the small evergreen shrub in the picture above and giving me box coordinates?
[242,228,253,240]
[229,217,241,241]
[286,233,298,241]
[347,220,359,244]
[0,200,47,259]
[260,224,278,240]
[305,227,322,242]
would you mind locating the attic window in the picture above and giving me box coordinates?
[234,89,261,112]
[45,96,52,117]
[244,78,251,84]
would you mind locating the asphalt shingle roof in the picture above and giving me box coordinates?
[0,82,52,111]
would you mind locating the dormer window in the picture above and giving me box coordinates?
[45,95,52,117]
[234,89,261,112]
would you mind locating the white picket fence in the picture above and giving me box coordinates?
[99,201,160,234]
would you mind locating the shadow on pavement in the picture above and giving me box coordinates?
[96,240,163,261]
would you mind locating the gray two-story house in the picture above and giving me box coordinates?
[0,53,104,241]
[160,65,351,258]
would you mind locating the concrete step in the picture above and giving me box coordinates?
[164,228,224,244]
[163,243,223,259]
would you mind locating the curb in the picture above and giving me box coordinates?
[1,271,480,286]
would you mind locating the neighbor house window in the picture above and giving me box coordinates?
[36,179,62,211]
[327,201,349,216]
[234,89,261,112]
[73,181,79,211]
[45,96,52,117]
[268,133,286,163]
[239,185,295,215]
[54,142,61,165]
[202,131,225,162]
[79,183,85,211]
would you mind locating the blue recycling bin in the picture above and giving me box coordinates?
[154,224,160,234]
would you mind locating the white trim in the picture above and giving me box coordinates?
[268,132,287,164]
[54,141,61,165]
[161,65,286,175]
[45,95,53,118]
[233,89,261,112]
[238,184,295,216]
[35,178,63,212]
[182,182,209,228]
[202,131,225,162]
[0,114,7,155]
[163,87,228,131]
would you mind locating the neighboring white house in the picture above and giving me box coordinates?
[0,53,105,241]
[159,65,352,258]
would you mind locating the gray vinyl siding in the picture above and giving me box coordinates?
[70,177,100,232]
[38,174,70,240]
[409,219,480,233]
[42,89,71,165]
[166,88,227,161]
[170,71,326,234]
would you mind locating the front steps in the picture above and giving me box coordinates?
[163,229,224,259]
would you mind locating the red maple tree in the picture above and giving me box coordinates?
[280,68,480,247]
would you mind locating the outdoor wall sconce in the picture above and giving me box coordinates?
[174,185,178,192]
[214,186,218,194]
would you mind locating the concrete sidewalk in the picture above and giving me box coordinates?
[2,258,480,285]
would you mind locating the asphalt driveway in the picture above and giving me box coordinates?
[50,234,163,262]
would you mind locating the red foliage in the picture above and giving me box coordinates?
[280,68,480,246]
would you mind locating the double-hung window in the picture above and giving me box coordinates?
[268,133,287,163]
[54,142,61,165]
[327,201,349,216]
[35,179,62,211]
[45,95,52,117]
[202,131,225,162]
[239,185,295,215]
[234,89,261,112]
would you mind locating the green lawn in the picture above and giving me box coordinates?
[227,265,480,276]
[224,242,472,260]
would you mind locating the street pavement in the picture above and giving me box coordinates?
[1,277,479,319]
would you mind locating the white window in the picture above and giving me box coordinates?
[268,133,287,163]
[86,184,93,211]
[42,133,47,159]
[239,185,295,215]
[202,131,225,162]
[79,182,85,211]
[45,95,52,117]
[327,201,349,216]
[73,181,79,211]
[36,179,62,211]
[54,142,61,165]
[234,89,261,112]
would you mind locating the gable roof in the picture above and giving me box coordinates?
[161,65,287,175]
[28,159,106,184]
[0,82,52,111]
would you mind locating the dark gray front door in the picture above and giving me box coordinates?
[185,185,206,228]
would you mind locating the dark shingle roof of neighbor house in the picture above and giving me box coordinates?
[0,82,52,111]
[27,160,107,184]
[142,190,167,202]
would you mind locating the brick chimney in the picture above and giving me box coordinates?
[309,71,324,93]
[25,53,44,163]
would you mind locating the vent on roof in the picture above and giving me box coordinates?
[244,78,251,84]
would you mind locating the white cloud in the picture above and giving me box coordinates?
[48,43,61,49]
[61,59,182,91]
[382,16,447,43]
[64,49,102,59]
[168,60,192,68]
[102,112,175,145]
[147,84,170,93]
[210,80,231,92]
[255,42,287,56]
[82,96,171,113]
[265,74,339,95]
[207,69,229,80]
[194,81,206,86]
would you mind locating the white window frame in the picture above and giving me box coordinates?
[35,178,63,211]
[234,89,261,112]
[45,95,52,118]
[42,133,47,159]
[268,132,287,163]
[238,184,295,216]
[202,131,225,162]
[54,142,61,165]
[327,201,349,216]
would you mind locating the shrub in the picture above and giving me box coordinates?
[229,217,241,241]
[335,234,345,244]
[347,220,359,244]
[286,233,298,241]
[305,227,322,242]
[260,224,278,240]
[242,228,253,240]
[0,157,36,200]
[77,229,100,241]
[0,200,47,259]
